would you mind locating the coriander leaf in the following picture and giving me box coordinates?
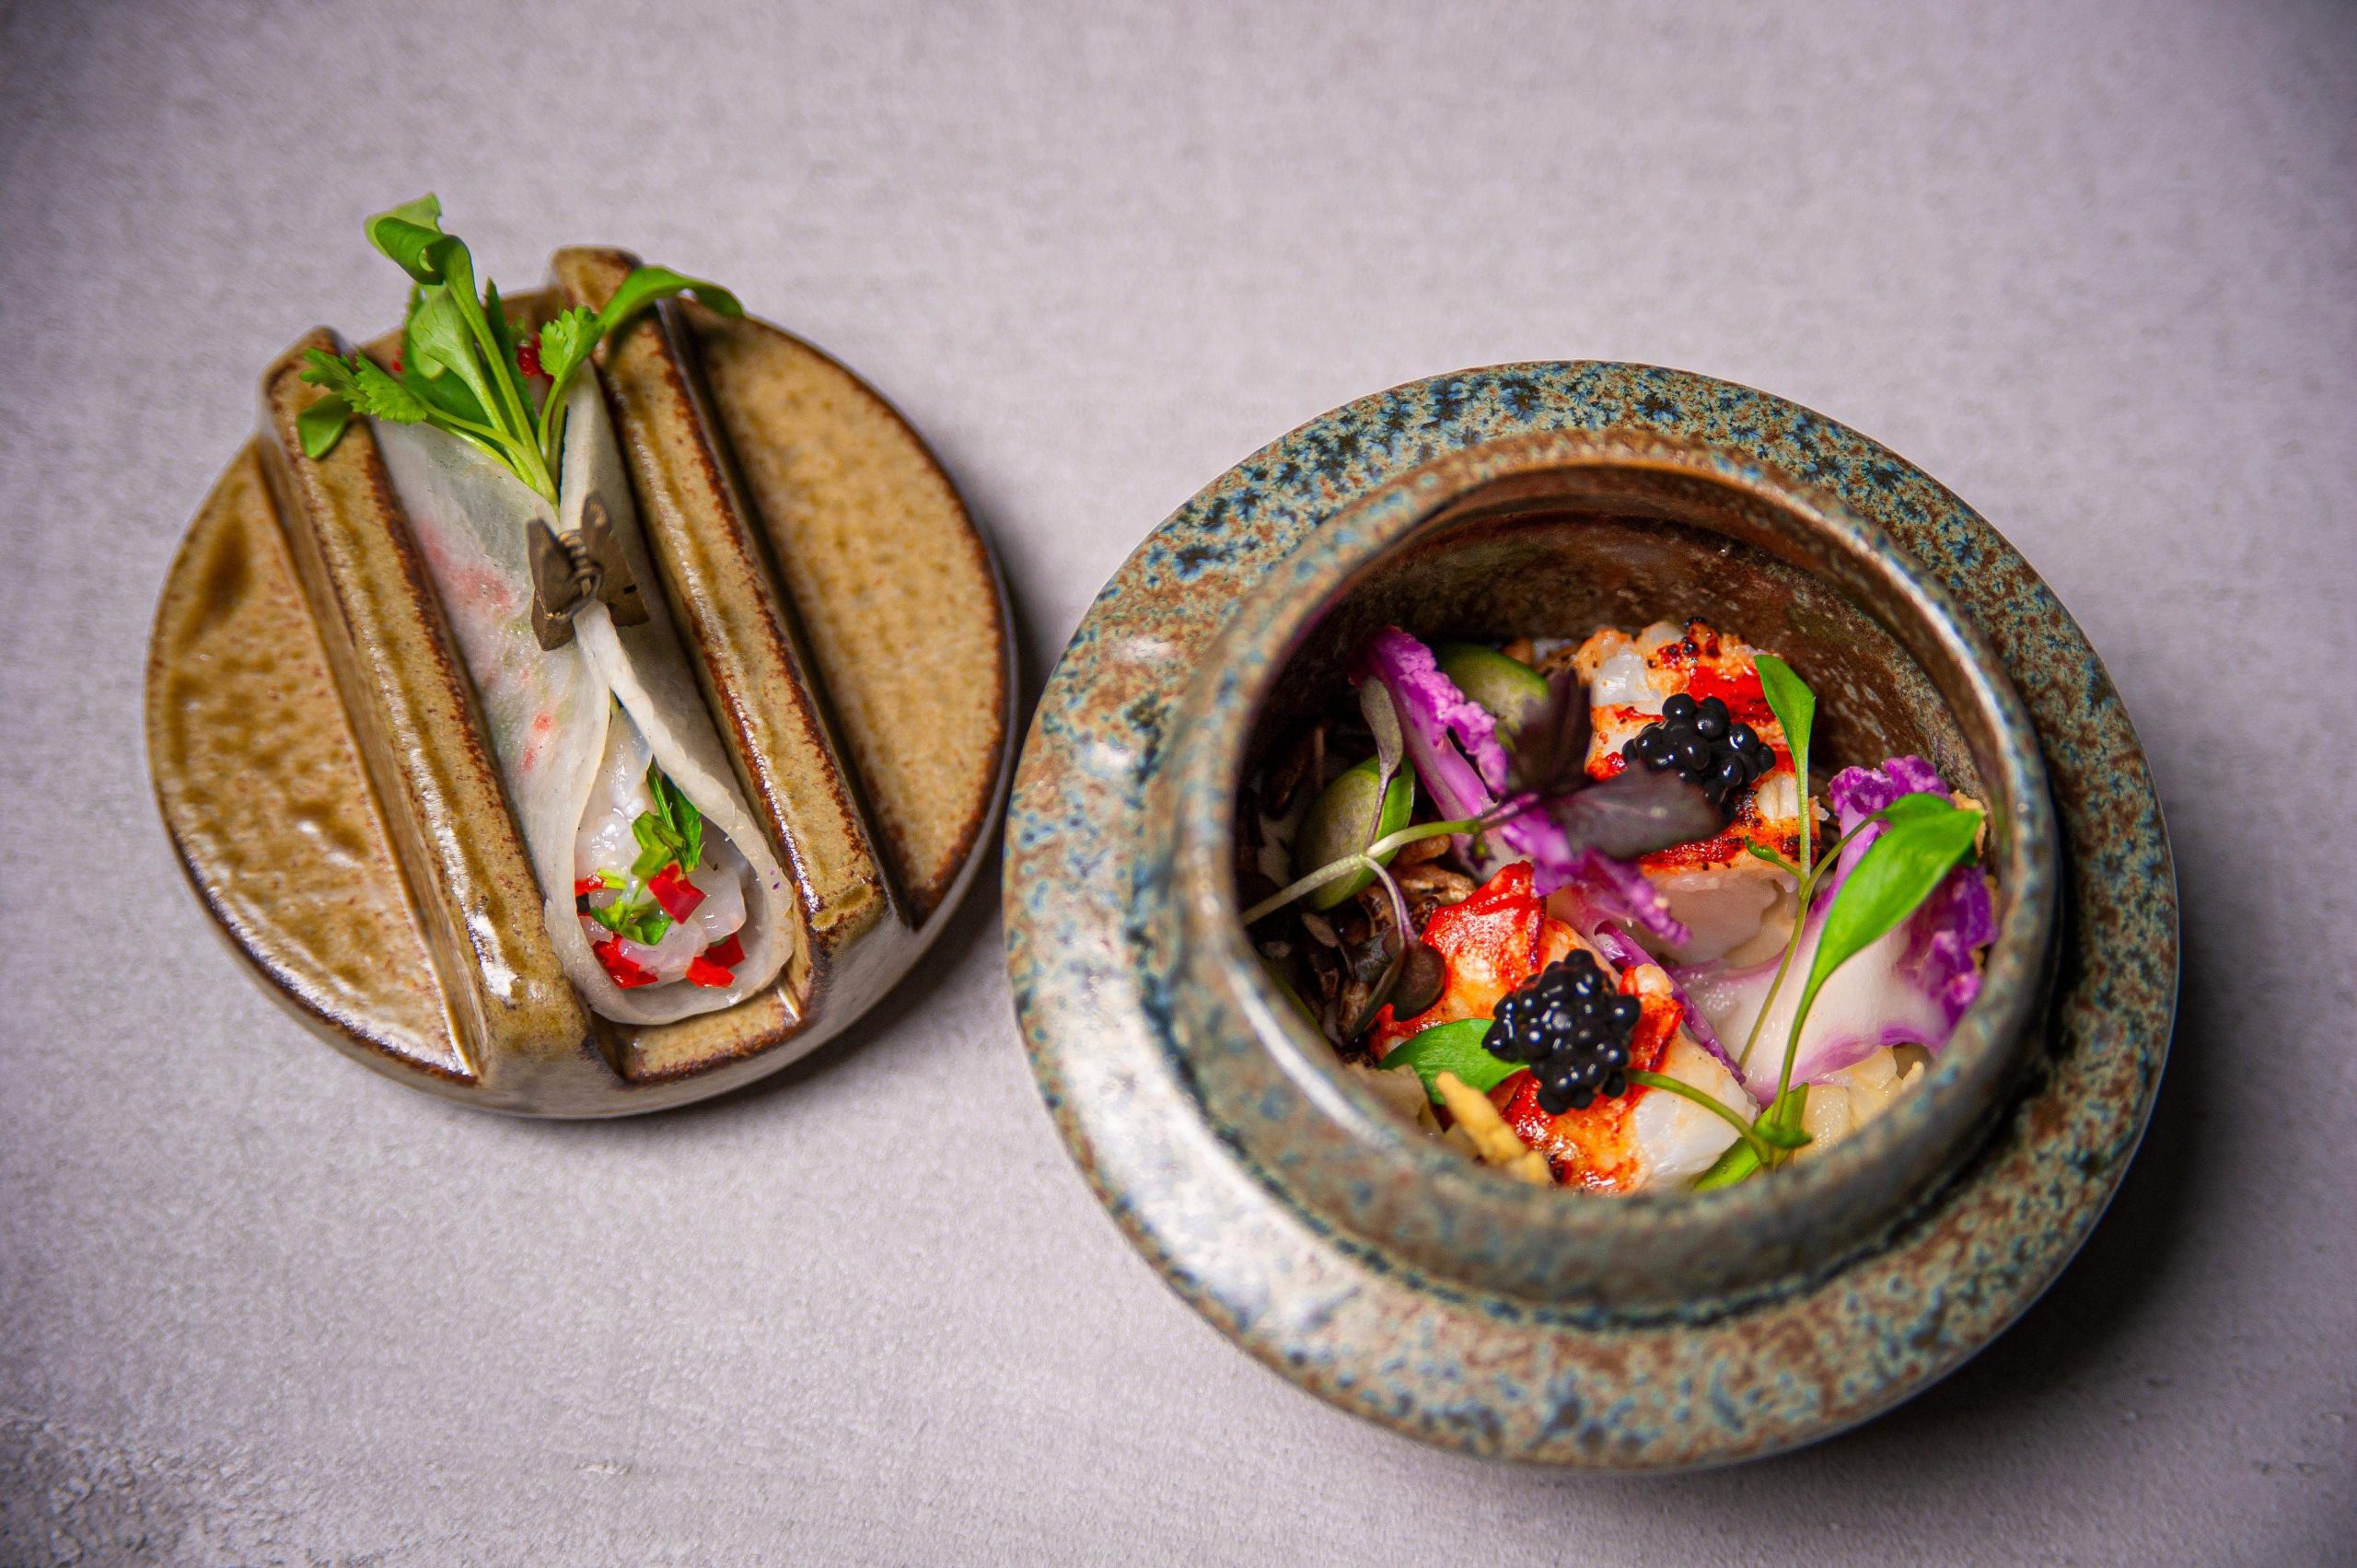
[645,766,703,871]
[631,814,675,878]
[296,392,354,459]
[301,349,432,424]
[1753,654,1814,867]
[297,346,363,398]
[365,194,447,283]
[671,784,702,872]
[1381,1018,1522,1104]
[595,263,743,345]
[538,306,601,395]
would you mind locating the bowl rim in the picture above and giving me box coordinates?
[1147,423,2061,1304]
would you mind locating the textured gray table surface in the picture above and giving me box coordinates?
[4,1,2352,1562]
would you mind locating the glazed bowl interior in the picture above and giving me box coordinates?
[1147,429,2056,1312]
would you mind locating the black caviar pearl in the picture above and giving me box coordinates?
[1620,688,1778,812]
[1482,950,1644,1116]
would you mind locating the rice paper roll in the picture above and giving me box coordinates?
[373,374,795,1025]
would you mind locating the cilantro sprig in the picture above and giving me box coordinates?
[297,194,742,504]
[588,886,673,947]
[631,763,703,879]
[578,767,706,949]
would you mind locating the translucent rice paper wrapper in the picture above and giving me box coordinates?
[373,376,795,1026]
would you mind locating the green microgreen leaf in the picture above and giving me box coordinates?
[595,264,743,347]
[1763,798,1982,1123]
[364,194,447,283]
[481,277,536,425]
[1692,1139,1759,1190]
[1691,1086,1813,1188]
[332,198,738,510]
[422,238,547,479]
[406,284,500,416]
[1753,653,1814,871]
[1380,1018,1521,1104]
[1798,805,1982,1018]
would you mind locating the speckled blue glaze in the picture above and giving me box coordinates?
[1003,364,2177,1469]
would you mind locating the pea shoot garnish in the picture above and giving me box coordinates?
[1694,661,1984,1190]
[296,194,742,505]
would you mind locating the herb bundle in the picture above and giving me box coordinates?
[297,195,741,505]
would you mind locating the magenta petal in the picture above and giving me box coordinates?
[1350,628,1508,822]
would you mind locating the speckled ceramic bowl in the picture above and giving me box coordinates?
[1138,426,2057,1311]
[1005,363,2176,1467]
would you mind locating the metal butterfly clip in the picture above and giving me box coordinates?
[528,495,650,650]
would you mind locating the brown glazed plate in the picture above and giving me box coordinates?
[148,255,1014,1115]
[1002,363,2177,1468]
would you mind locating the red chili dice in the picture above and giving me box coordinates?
[646,863,705,921]
[702,932,746,970]
[685,954,736,989]
[593,937,659,989]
